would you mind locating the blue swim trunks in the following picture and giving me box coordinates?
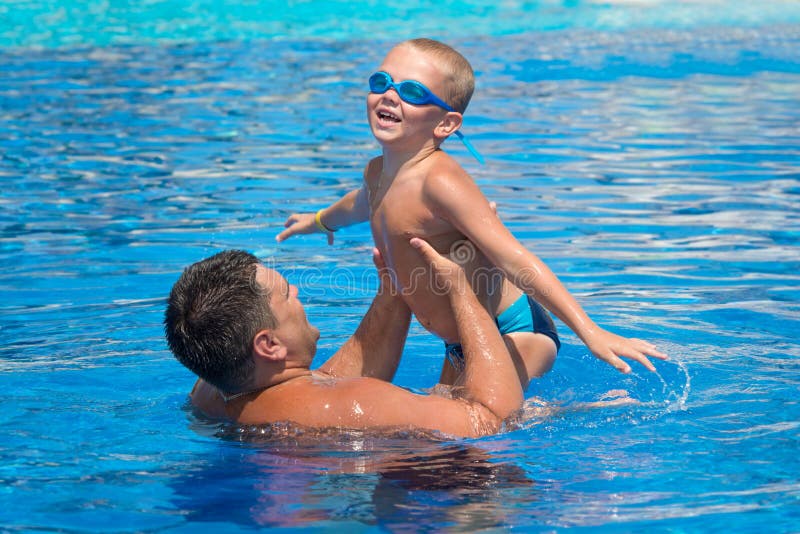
[444,295,560,370]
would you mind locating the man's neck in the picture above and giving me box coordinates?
[259,366,311,390]
[225,365,311,403]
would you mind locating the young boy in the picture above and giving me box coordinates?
[276,38,666,388]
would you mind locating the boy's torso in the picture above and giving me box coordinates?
[366,153,521,343]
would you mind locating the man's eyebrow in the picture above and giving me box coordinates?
[283,278,290,300]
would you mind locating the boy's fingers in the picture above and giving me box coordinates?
[627,352,656,372]
[277,225,300,241]
[630,338,668,360]
[610,356,632,374]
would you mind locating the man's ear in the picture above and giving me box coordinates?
[253,329,286,362]
[434,111,463,140]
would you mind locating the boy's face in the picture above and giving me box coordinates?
[367,44,451,150]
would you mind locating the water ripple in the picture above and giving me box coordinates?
[2,23,800,532]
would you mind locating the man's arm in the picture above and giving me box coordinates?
[304,238,524,437]
[317,248,411,381]
[410,238,523,419]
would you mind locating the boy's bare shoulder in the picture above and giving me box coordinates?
[422,152,478,202]
[363,155,384,187]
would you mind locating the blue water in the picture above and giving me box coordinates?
[2,1,800,531]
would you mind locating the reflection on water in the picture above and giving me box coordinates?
[171,431,535,530]
[169,386,685,530]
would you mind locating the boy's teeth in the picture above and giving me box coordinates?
[379,111,400,122]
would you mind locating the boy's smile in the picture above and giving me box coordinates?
[376,108,401,125]
[367,44,451,151]
[366,43,484,163]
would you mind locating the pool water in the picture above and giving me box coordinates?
[2,2,800,531]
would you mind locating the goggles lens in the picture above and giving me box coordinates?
[368,71,448,108]
[367,71,484,164]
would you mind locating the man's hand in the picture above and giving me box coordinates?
[372,247,398,296]
[276,213,334,245]
[409,237,469,296]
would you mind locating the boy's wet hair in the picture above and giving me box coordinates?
[164,249,276,394]
[405,38,475,114]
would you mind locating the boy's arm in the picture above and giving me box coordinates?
[424,170,667,374]
[276,185,369,245]
[318,249,411,381]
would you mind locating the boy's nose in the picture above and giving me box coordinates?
[380,88,401,104]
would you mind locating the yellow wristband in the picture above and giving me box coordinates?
[315,209,336,233]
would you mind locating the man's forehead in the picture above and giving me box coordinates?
[255,264,284,291]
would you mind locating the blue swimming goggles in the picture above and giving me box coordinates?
[368,71,484,164]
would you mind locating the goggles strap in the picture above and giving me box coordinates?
[453,130,485,165]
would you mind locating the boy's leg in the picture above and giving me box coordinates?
[502,332,557,391]
[438,332,556,389]
[439,344,463,386]
[439,358,460,386]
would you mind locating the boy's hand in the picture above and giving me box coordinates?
[276,213,334,245]
[585,330,668,374]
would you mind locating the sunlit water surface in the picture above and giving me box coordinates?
[2,8,800,532]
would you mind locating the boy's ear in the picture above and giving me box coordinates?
[434,111,464,139]
[253,329,287,362]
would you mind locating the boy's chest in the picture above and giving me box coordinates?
[369,179,453,239]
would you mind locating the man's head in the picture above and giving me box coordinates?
[164,250,318,394]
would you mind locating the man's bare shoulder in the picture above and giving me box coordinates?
[187,370,499,437]
[201,373,413,427]
[189,379,228,419]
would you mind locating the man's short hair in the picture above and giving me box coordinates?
[164,250,276,393]
[406,38,475,114]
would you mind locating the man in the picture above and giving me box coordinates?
[164,238,523,438]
